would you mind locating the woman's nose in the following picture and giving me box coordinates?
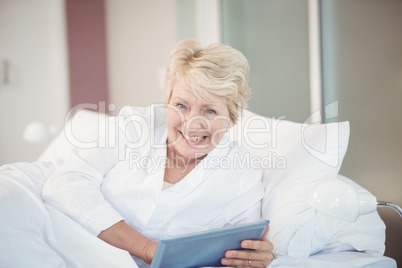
[184,111,209,130]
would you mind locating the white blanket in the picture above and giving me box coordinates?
[0,162,397,268]
[0,162,137,268]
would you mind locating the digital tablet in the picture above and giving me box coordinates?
[150,220,270,268]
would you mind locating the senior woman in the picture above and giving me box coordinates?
[42,39,274,267]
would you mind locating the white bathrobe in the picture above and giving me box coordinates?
[42,105,264,267]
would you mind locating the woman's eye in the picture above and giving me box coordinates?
[178,103,186,109]
[206,109,215,115]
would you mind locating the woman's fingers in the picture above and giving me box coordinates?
[221,257,267,267]
[225,249,263,261]
[241,238,273,252]
[221,237,274,267]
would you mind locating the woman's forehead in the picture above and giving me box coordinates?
[171,86,224,106]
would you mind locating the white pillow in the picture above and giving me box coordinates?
[38,109,104,166]
[229,109,350,258]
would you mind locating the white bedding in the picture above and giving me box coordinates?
[0,161,397,268]
[0,162,138,268]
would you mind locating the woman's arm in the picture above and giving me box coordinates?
[98,220,158,264]
[43,116,161,263]
[43,146,159,263]
[42,143,123,234]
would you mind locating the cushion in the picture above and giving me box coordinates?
[38,109,105,166]
[228,109,351,258]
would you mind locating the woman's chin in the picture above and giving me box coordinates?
[175,144,210,160]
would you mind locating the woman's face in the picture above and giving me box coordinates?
[166,81,232,161]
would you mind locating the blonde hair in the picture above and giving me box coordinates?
[164,39,250,124]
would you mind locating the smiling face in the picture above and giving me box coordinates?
[166,81,232,161]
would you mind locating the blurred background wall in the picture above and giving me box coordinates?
[0,0,401,263]
[320,1,402,262]
[105,0,177,111]
[0,0,68,163]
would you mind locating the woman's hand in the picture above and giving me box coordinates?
[221,227,274,267]
[98,220,158,264]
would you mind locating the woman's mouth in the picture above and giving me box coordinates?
[179,131,207,144]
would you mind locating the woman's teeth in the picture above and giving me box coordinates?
[189,136,205,142]
[181,132,206,142]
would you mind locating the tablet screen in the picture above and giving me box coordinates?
[150,220,270,268]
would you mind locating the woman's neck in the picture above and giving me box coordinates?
[164,147,206,184]
[166,147,205,168]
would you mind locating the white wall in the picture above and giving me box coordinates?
[0,0,69,165]
[105,0,178,112]
[321,0,402,206]
[221,0,311,123]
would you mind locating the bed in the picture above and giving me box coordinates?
[0,107,397,267]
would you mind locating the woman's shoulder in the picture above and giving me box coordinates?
[226,139,258,159]
[229,142,260,169]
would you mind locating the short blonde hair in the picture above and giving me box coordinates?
[164,39,250,124]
